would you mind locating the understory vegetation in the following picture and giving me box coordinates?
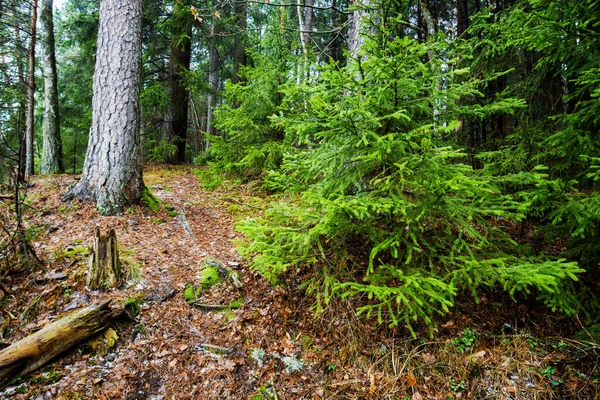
[205,0,600,336]
[2,0,600,396]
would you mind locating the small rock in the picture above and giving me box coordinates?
[44,271,69,281]
[127,219,138,227]
[64,294,91,311]
[3,387,18,397]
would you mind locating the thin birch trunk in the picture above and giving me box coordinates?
[348,0,369,60]
[206,13,219,137]
[25,0,38,177]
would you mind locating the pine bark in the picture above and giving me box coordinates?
[164,4,192,164]
[40,0,63,174]
[328,0,344,63]
[14,20,27,183]
[25,0,38,177]
[348,0,369,60]
[419,0,436,42]
[62,0,144,215]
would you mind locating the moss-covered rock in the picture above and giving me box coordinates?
[199,264,222,290]
[183,283,197,303]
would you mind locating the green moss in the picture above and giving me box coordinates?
[29,368,63,384]
[301,334,313,351]
[183,283,196,303]
[164,203,178,217]
[125,296,143,318]
[134,323,147,335]
[140,186,161,212]
[87,328,119,356]
[24,224,47,241]
[52,246,89,263]
[199,265,222,290]
[230,297,244,309]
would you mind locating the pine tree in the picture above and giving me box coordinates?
[236,16,587,335]
[63,0,145,215]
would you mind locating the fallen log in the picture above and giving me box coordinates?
[0,300,118,386]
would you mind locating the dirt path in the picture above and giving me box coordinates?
[3,166,331,399]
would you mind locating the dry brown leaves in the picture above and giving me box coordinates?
[0,166,597,399]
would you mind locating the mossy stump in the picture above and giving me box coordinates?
[87,227,121,289]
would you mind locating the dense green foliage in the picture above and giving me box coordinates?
[235,31,585,335]
[471,0,600,270]
[211,0,600,333]
[1,0,598,334]
[208,49,289,178]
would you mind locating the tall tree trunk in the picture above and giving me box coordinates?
[419,0,436,41]
[40,0,63,174]
[457,0,469,38]
[62,0,144,216]
[329,0,344,63]
[25,0,38,177]
[232,0,247,85]
[348,0,369,59]
[14,21,27,183]
[296,0,313,82]
[164,2,192,164]
[419,0,441,122]
[304,0,313,50]
[206,10,219,138]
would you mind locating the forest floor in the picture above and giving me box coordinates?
[0,164,599,399]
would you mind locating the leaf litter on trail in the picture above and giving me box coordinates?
[1,166,598,399]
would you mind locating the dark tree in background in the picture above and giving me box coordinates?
[40,0,63,174]
[164,0,193,164]
[232,0,247,85]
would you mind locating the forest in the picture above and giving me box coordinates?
[0,0,599,398]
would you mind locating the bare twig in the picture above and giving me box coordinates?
[247,0,350,14]
[190,302,238,311]
[198,343,233,354]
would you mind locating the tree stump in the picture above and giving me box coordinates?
[87,227,121,289]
